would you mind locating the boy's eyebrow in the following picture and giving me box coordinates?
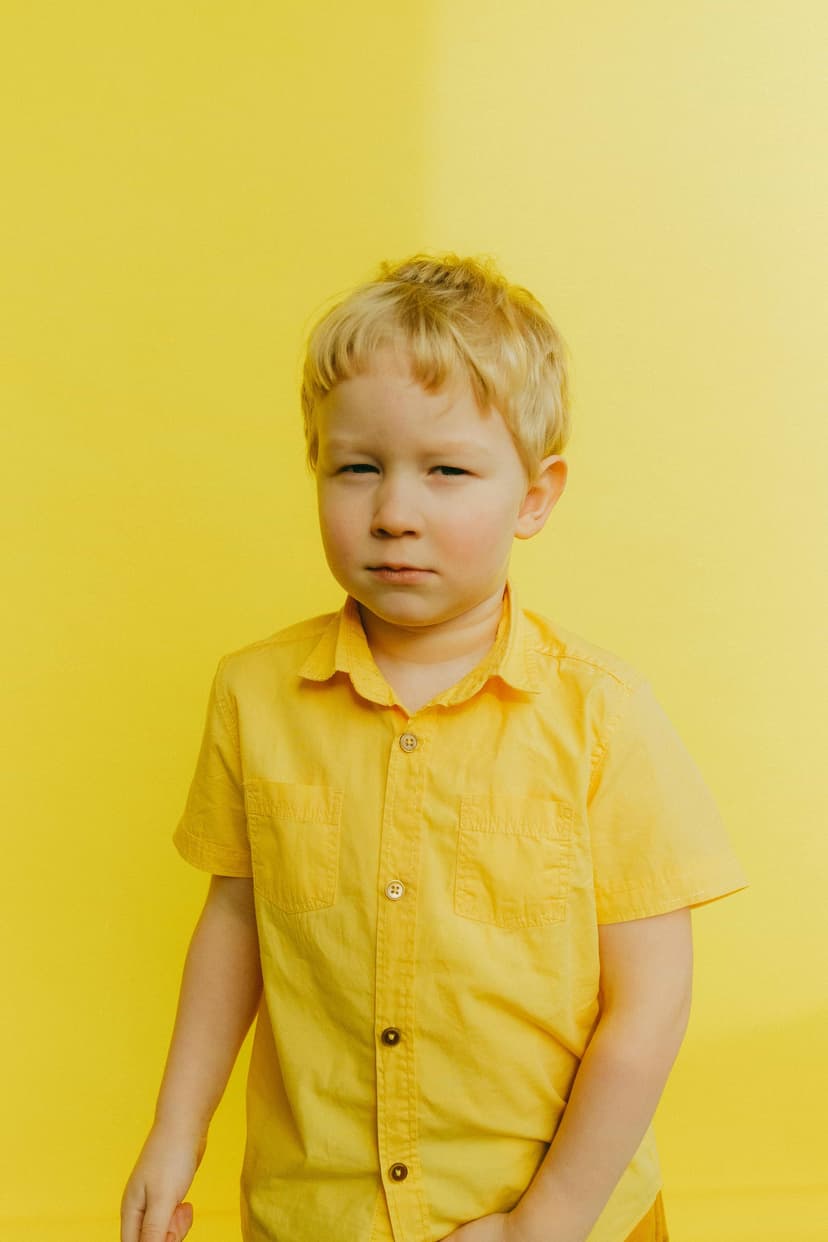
[322,437,490,456]
[423,440,491,456]
[320,438,365,452]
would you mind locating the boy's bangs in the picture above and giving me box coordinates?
[317,304,482,404]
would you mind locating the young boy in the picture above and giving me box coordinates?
[121,254,748,1242]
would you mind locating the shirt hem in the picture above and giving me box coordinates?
[173,821,253,877]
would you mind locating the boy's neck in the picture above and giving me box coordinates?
[356,583,507,672]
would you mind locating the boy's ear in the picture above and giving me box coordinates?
[514,455,568,540]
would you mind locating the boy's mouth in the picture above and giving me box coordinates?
[368,565,433,580]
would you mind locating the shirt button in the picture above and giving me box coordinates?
[385,881,405,900]
[389,1163,408,1182]
[381,1027,402,1046]
[399,732,418,752]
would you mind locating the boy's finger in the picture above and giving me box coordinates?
[120,1204,143,1242]
[171,1201,194,1238]
[136,1205,179,1242]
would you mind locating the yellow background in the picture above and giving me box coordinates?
[2,2,825,1239]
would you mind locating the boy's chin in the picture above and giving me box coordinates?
[354,591,451,630]
[358,595,436,621]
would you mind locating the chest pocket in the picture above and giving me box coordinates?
[454,794,574,929]
[245,780,343,914]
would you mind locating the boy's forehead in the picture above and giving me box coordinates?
[317,360,500,443]
[318,395,502,455]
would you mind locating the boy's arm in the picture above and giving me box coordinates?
[442,909,692,1242]
[121,875,262,1242]
[509,907,693,1242]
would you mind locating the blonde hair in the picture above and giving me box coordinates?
[300,252,571,481]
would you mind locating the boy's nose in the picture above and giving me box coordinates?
[371,476,421,538]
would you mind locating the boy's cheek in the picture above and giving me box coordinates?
[318,499,360,549]
[319,528,350,570]
[441,512,512,558]
[319,521,368,580]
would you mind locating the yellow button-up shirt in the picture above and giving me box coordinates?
[173,579,748,1242]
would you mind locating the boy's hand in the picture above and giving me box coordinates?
[439,1210,538,1242]
[120,1123,205,1242]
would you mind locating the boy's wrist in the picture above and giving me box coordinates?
[151,1108,209,1150]
[510,1190,582,1242]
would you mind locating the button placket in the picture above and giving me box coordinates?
[374,726,428,1237]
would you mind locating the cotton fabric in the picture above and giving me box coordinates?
[173,579,746,1242]
[623,1193,669,1242]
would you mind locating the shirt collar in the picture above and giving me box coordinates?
[297,577,542,708]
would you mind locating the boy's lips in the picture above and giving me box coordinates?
[367,565,434,582]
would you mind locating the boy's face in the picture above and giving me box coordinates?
[314,345,564,637]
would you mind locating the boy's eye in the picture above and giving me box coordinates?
[337,464,467,476]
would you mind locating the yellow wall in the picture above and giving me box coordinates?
[2,1,825,1237]
[1,0,429,1230]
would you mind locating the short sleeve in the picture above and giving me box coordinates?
[587,677,748,923]
[172,655,253,877]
